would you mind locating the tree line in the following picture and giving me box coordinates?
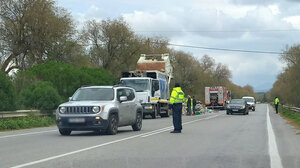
[0,0,257,111]
[268,45,300,107]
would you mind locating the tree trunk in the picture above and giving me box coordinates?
[1,53,17,74]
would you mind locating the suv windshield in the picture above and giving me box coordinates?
[243,98,254,102]
[72,88,114,101]
[120,79,150,92]
[230,99,244,104]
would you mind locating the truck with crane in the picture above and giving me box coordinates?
[120,53,172,119]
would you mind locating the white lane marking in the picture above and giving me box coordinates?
[140,127,173,137]
[141,114,222,137]
[0,130,57,139]
[267,105,283,168]
[11,114,222,168]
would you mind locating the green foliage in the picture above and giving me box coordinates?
[20,82,61,110]
[80,67,115,86]
[15,61,115,102]
[279,106,300,127]
[0,71,16,111]
[0,116,56,131]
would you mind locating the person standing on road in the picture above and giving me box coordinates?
[274,97,280,114]
[169,82,185,133]
[192,96,196,115]
[186,95,192,116]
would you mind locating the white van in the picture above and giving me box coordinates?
[242,96,256,111]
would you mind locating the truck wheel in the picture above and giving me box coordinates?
[59,129,71,136]
[106,114,118,135]
[132,112,142,131]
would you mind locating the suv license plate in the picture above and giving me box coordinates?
[232,109,238,112]
[69,118,85,123]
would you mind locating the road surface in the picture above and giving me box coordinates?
[0,104,299,168]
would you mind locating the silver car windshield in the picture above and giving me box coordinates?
[120,79,150,92]
[72,88,114,101]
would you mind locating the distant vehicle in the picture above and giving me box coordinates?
[226,99,249,115]
[56,86,143,135]
[205,86,231,110]
[242,96,256,111]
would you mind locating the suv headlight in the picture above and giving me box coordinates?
[241,105,245,109]
[59,107,66,113]
[92,106,100,113]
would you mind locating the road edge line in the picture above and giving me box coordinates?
[267,104,283,168]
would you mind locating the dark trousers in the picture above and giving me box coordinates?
[275,104,279,113]
[186,106,191,115]
[172,103,182,131]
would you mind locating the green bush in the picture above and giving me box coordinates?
[0,71,16,111]
[80,67,115,86]
[15,61,116,101]
[20,82,61,110]
[0,116,56,131]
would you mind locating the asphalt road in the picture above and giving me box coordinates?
[0,104,299,168]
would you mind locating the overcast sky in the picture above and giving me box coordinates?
[57,0,300,92]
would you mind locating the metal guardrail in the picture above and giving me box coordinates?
[270,102,300,113]
[0,110,55,119]
[282,105,300,113]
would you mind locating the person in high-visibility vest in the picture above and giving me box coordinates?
[169,82,185,133]
[274,97,280,114]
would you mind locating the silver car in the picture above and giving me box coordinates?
[56,86,143,135]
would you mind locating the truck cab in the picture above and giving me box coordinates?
[120,72,169,119]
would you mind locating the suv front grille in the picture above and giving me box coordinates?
[65,106,94,114]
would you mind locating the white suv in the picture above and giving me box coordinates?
[56,86,143,135]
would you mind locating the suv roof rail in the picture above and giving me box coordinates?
[81,85,91,88]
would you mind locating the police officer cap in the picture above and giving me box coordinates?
[175,82,180,87]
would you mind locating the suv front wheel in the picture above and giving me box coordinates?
[132,112,142,131]
[106,114,118,135]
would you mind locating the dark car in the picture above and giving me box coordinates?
[226,99,249,115]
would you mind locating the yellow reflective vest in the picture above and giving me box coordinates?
[275,97,279,105]
[170,87,184,104]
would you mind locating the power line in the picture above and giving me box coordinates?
[135,29,300,33]
[79,41,284,55]
[150,41,283,55]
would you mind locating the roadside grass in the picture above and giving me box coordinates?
[279,106,300,133]
[0,115,56,131]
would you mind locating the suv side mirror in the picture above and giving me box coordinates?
[120,96,127,102]
[69,97,72,101]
